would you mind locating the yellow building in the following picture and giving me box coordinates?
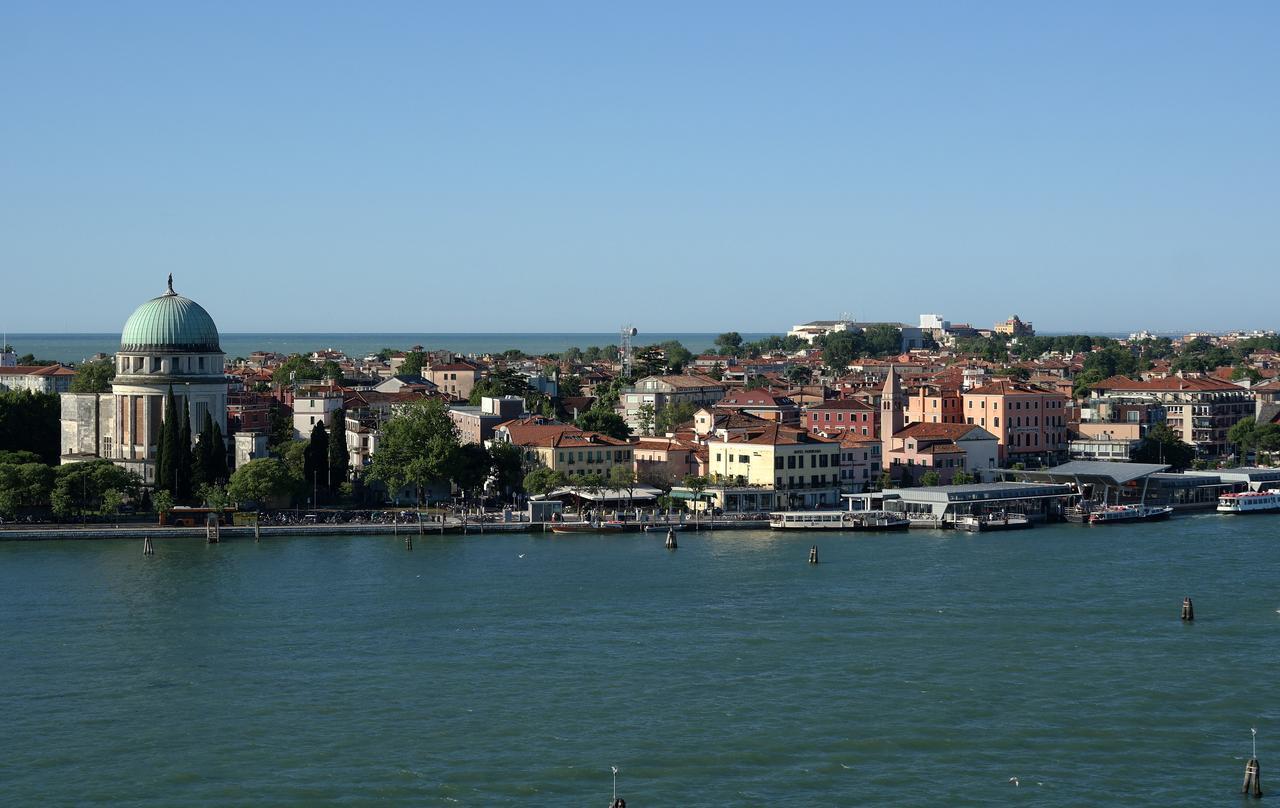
[706,422,841,509]
[492,418,634,478]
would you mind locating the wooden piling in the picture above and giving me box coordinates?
[405,533,413,551]
[205,513,219,544]
[665,528,677,550]
[1242,757,1262,797]
[809,545,818,564]
[142,536,154,555]
[253,517,261,542]
[1181,596,1194,621]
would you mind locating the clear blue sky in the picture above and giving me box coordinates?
[2,1,1276,334]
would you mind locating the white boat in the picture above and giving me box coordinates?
[769,510,909,531]
[1217,491,1280,514]
[1088,504,1173,524]
[954,512,1032,532]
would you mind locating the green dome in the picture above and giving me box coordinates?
[120,279,221,353]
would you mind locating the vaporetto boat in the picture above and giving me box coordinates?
[1217,490,1280,514]
[769,510,910,531]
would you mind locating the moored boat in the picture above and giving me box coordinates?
[1217,491,1280,514]
[769,510,910,531]
[1088,504,1173,524]
[550,522,625,534]
[954,512,1032,532]
[642,523,685,532]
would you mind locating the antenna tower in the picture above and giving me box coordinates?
[620,325,637,377]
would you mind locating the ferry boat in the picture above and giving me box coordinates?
[1087,504,1173,524]
[550,521,625,534]
[954,512,1032,533]
[1217,490,1280,514]
[769,510,909,531]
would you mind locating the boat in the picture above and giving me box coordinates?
[550,522,625,534]
[954,511,1032,532]
[1217,491,1280,514]
[1087,504,1174,524]
[769,510,910,531]
[642,524,685,533]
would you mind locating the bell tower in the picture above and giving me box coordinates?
[881,367,904,446]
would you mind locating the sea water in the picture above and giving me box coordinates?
[1,514,1276,805]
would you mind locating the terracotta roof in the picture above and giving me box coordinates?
[0,364,75,376]
[805,398,874,411]
[717,389,796,408]
[1090,375,1247,393]
[839,433,881,447]
[721,423,837,446]
[965,380,1063,396]
[896,422,992,441]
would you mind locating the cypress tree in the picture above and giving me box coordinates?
[196,411,219,487]
[210,422,229,482]
[328,407,349,493]
[157,385,179,494]
[177,398,193,501]
[303,422,329,504]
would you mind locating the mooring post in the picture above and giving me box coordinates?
[1181,596,1194,621]
[253,516,261,542]
[809,545,819,564]
[665,527,677,550]
[405,533,413,551]
[1243,728,1263,797]
[142,536,154,555]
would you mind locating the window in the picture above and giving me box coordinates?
[716,453,722,462]
[775,457,784,469]
[787,456,796,469]
[994,417,999,427]
[739,454,749,464]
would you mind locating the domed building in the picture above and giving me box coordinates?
[61,277,228,483]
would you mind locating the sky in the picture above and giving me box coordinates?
[2,1,1277,335]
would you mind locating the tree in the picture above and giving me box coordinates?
[210,422,229,483]
[862,325,903,357]
[468,367,532,405]
[197,483,230,510]
[919,470,941,487]
[786,365,813,386]
[303,422,330,503]
[271,355,322,387]
[657,400,696,434]
[399,351,425,378]
[1231,366,1263,384]
[1229,417,1258,458]
[0,389,60,464]
[951,470,975,485]
[227,458,300,506]
[575,407,631,440]
[151,489,174,517]
[267,399,295,452]
[523,466,566,496]
[0,461,54,518]
[820,330,864,370]
[635,403,656,436]
[714,332,744,355]
[322,360,343,383]
[366,398,461,505]
[327,408,350,490]
[609,464,638,509]
[453,443,492,499]
[156,386,179,495]
[489,441,524,496]
[176,398,193,501]
[708,362,724,381]
[70,360,115,393]
[559,375,583,398]
[1132,422,1195,470]
[50,460,140,519]
[877,471,892,491]
[659,341,693,372]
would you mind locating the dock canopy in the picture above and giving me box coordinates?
[1011,461,1169,488]
[538,485,663,504]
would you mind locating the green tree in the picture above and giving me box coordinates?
[951,470,975,485]
[50,460,141,519]
[657,400,696,434]
[468,367,532,405]
[523,466,565,496]
[453,443,492,498]
[659,341,693,372]
[70,360,115,393]
[609,464,638,508]
[1132,422,1195,470]
[303,422,330,502]
[919,470,941,487]
[559,375,583,398]
[271,355,322,387]
[1228,417,1258,458]
[322,360,343,382]
[328,408,350,490]
[714,332,744,355]
[151,489,174,517]
[819,330,865,370]
[176,398,193,501]
[156,386,179,495]
[0,389,60,464]
[575,407,631,440]
[0,462,54,517]
[399,351,425,378]
[197,483,230,509]
[210,422,229,483]
[489,441,524,496]
[635,402,656,436]
[267,399,294,452]
[227,458,300,506]
[366,398,461,505]
[708,362,724,381]
[862,325,904,357]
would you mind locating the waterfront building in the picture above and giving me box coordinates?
[904,382,963,426]
[838,432,882,492]
[492,417,634,478]
[1087,375,1254,457]
[962,380,1070,464]
[853,481,1076,523]
[293,387,345,439]
[705,422,842,509]
[880,368,998,483]
[59,277,227,483]
[632,436,701,485]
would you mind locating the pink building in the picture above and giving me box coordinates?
[962,380,1070,463]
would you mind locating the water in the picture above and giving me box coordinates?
[6,333,775,365]
[2,514,1276,805]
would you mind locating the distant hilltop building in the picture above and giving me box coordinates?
[994,315,1034,338]
[787,319,925,352]
[60,276,228,484]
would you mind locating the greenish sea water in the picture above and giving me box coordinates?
[2,514,1276,805]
